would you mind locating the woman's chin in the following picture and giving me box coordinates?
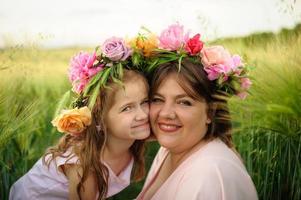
[156,135,179,149]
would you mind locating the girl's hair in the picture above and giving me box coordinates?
[43,70,147,200]
[149,58,233,147]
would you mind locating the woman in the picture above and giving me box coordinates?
[137,57,258,199]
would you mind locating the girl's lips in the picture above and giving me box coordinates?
[132,122,150,130]
[158,122,181,132]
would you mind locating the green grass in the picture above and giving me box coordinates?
[1,24,300,200]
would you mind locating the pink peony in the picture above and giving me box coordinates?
[101,37,132,61]
[158,23,189,51]
[201,46,247,81]
[201,46,234,68]
[204,64,231,81]
[68,51,103,94]
[185,34,204,55]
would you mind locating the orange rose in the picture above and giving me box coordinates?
[51,106,92,136]
[132,33,158,57]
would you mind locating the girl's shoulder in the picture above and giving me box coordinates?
[43,147,80,174]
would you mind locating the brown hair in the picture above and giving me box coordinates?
[43,70,147,200]
[149,58,233,147]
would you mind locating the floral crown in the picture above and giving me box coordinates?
[52,36,148,136]
[52,23,252,136]
[138,23,252,100]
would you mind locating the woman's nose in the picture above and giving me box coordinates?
[158,102,176,120]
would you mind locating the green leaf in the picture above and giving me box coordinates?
[147,59,159,73]
[83,70,104,96]
[86,67,112,109]
[112,76,124,86]
[88,80,101,109]
[178,54,186,72]
[132,52,141,67]
[117,63,124,79]
[100,67,112,85]
[53,90,72,117]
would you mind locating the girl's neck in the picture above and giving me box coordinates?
[103,136,134,160]
[103,137,134,176]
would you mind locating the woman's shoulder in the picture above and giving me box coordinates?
[192,139,245,167]
[176,139,258,199]
[181,139,250,181]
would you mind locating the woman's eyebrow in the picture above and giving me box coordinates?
[152,93,163,97]
[153,93,190,99]
[175,94,190,99]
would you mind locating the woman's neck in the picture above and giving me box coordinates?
[169,139,208,171]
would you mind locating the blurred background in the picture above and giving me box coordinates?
[0,0,300,199]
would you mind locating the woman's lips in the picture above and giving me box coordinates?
[158,122,181,132]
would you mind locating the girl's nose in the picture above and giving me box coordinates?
[135,105,149,121]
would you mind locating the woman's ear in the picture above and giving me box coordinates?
[207,102,217,124]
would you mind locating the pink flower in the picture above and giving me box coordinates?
[232,55,243,68]
[68,51,103,94]
[158,23,189,51]
[240,77,252,90]
[236,78,252,100]
[237,92,248,100]
[204,64,231,81]
[201,46,233,69]
[185,34,204,55]
[102,37,132,61]
[201,46,246,81]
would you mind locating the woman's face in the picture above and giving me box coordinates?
[150,73,211,153]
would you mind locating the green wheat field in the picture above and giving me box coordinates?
[1,24,300,200]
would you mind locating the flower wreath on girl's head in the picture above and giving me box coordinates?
[52,23,253,136]
[52,36,149,136]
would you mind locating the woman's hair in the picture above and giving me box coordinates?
[149,58,233,147]
[43,70,147,200]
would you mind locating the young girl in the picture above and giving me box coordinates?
[9,36,150,200]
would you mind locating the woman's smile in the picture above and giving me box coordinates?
[157,122,182,133]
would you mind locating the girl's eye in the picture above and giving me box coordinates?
[121,106,132,112]
[141,99,149,105]
[178,100,192,106]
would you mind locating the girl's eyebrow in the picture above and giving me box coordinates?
[141,97,149,101]
[119,101,134,108]
[119,96,149,109]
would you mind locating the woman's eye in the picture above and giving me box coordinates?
[151,97,163,103]
[178,100,192,106]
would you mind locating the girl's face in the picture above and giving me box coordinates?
[150,74,211,153]
[105,77,150,141]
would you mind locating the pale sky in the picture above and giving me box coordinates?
[0,0,300,48]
